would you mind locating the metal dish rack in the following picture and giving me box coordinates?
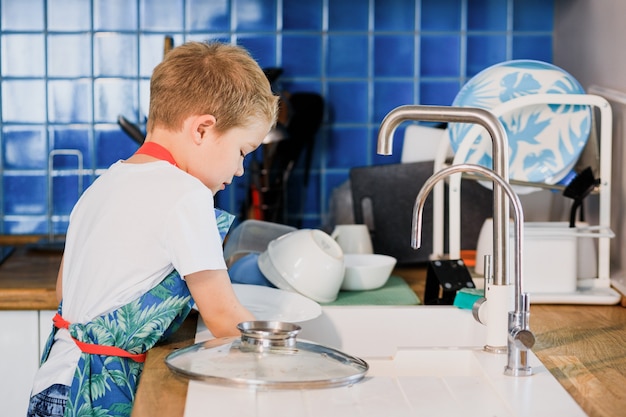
[30,149,84,251]
[431,93,621,304]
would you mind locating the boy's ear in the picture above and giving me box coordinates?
[192,114,217,144]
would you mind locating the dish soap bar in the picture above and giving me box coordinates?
[453,288,484,310]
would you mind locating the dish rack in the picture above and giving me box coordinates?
[430,93,621,304]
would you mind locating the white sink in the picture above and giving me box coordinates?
[185,306,587,417]
[299,306,487,355]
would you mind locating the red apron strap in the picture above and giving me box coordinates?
[134,142,178,167]
[54,313,147,363]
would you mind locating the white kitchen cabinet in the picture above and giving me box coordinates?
[0,310,39,415]
[0,310,56,416]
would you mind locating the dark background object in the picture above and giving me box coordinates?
[272,92,324,188]
[0,246,14,265]
[117,36,174,147]
[263,67,284,85]
[562,166,600,227]
[424,259,475,305]
[246,91,324,226]
[117,115,145,145]
[350,161,493,265]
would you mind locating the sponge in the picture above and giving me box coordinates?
[453,288,484,310]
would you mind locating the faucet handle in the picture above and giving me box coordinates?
[472,296,487,324]
[511,328,535,350]
[505,310,535,377]
[508,293,534,346]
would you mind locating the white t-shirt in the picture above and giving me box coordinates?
[31,160,227,396]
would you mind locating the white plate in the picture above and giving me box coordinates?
[194,284,322,343]
[448,60,591,189]
[232,284,321,322]
[193,284,321,323]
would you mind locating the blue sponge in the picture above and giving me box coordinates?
[453,288,484,310]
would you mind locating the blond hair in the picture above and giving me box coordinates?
[147,41,278,133]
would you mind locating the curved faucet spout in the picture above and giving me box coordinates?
[377,104,511,286]
[377,105,505,160]
[412,163,524,311]
[414,163,534,376]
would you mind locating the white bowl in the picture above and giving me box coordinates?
[258,229,345,303]
[341,254,397,291]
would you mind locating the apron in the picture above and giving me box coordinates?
[39,142,236,417]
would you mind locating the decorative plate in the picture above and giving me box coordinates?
[448,60,591,188]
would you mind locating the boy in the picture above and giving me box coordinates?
[27,41,278,417]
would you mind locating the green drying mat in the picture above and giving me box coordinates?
[322,275,421,306]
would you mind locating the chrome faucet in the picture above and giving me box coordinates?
[377,105,512,351]
[377,105,509,286]
[413,163,534,376]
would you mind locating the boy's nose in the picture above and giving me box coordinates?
[235,162,245,177]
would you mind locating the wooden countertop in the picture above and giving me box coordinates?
[1,244,625,416]
[0,242,61,310]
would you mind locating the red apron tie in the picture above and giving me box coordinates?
[53,313,147,363]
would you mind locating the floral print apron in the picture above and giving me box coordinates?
[38,207,235,417]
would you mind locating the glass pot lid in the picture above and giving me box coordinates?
[165,321,369,389]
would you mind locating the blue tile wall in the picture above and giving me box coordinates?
[0,0,554,235]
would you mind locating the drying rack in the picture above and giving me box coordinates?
[431,93,622,304]
[29,149,84,252]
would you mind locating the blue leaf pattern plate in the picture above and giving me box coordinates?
[449,60,591,190]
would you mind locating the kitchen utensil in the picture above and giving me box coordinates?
[163,35,174,56]
[350,161,492,264]
[331,224,373,254]
[267,92,324,225]
[244,67,291,222]
[165,320,368,389]
[257,229,345,303]
[283,92,324,188]
[263,67,283,85]
[341,253,397,291]
[562,166,600,227]
[117,114,145,145]
[118,39,172,147]
[262,123,288,144]
[448,60,592,191]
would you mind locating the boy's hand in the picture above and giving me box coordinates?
[186,269,255,337]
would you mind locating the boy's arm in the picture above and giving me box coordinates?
[185,269,255,337]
